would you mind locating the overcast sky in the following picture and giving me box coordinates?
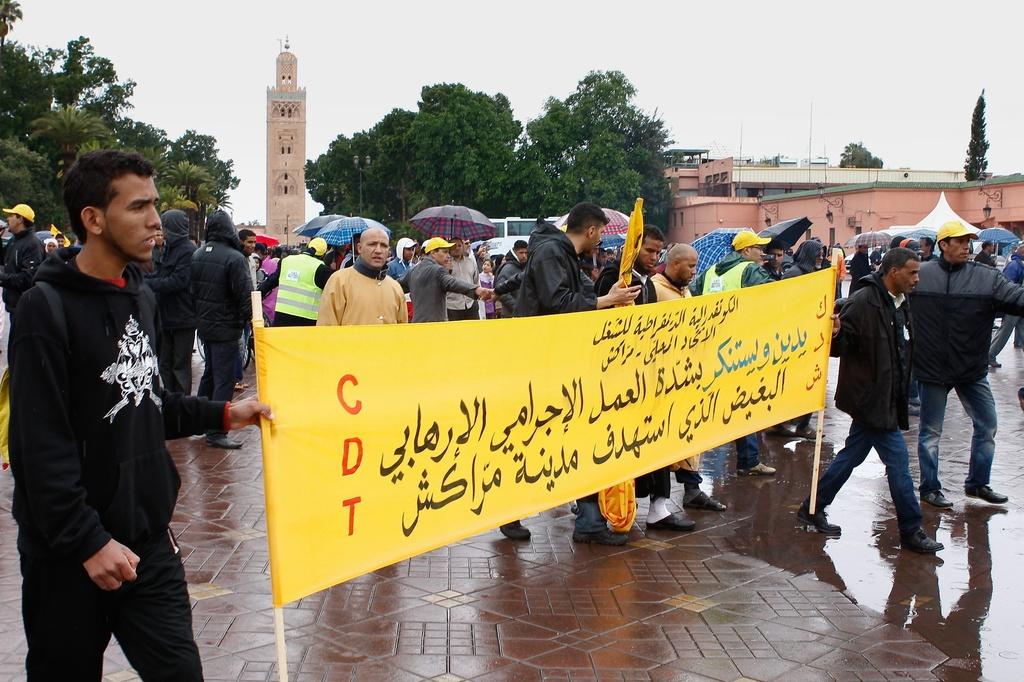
[14,0,1024,223]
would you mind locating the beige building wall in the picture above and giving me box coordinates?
[266,47,306,238]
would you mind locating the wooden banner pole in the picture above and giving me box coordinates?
[274,606,289,682]
[250,293,287,680]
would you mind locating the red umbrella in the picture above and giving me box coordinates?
[255,234,280,247]
[554,208,630,234]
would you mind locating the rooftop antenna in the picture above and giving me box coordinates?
[277,37,284,53]
[284,35,290,51]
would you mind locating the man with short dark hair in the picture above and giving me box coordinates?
[237,228,259,288]
[190,210,253,449]
[919,237,937,262]
[595,226,664,305]
[798,247,942,554]
[974,240,997,267]
[495,239,528,317]
[912,221,1024,508]
[8,150,270,680]
[0,202,45,327]
[763,241,786,281]
[514,205,640,545]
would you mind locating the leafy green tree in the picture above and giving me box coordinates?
[520,71,671,222]
[408,83,521,216]
[964,89,989,181]
[306,133,360,216]
[0,42,54,141]
[0,136,62,228]
[50,36,136,125]
[113,118,169,153]
[0,0,22,64]
[167,130,239,194]
[166,160,215,240]
[839,142,883,168]
[370,108,423,222]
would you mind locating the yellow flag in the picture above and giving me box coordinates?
[617,198,645,292]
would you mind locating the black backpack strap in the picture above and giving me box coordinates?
[34,282,69,353]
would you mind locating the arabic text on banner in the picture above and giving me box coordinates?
[255,268,836,606]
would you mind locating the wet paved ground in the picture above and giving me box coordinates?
[0,336,1021,681]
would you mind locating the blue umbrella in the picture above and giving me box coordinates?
[293,214,347,237]
[978,227,1018,243]
[600,233,625,249]
[692,228,748,278]
[315,217,391,247]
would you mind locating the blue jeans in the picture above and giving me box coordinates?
[736,433,759,469]
[917,379,997,494]
[197,337,240,437]
[574,494,608,534]
[816,421,922,535]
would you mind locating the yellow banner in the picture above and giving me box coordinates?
[255,268,836,606]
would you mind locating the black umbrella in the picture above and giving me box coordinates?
[759,217,812,248]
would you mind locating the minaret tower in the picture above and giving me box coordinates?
[266,38,306,237]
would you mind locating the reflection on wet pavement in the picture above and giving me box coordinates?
[0,344,1019,681]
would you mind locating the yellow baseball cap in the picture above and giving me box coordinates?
[936,220,979,243]
[308,237,328,257]
[422,236,455,254]
[2,204,35,223]
[732,231,771,251]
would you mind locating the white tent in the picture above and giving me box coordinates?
[886,192,976,233]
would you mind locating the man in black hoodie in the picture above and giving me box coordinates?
[146,209,197,394]
[8,150,271,681]
[512,205,640,545]
[494,240,528,317]
[190,210,253,449]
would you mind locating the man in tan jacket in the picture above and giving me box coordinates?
[652,244,727,512]
[317,228,408,326]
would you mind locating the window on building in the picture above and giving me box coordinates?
[287,146,291,154]
[283,186,288,195]
[284,173,288,180]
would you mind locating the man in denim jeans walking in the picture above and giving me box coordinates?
[910,221,1024,509]
[798,248,942,553]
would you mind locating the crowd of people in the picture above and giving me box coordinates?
[2,149,1024,679]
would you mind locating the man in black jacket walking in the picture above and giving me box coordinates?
[9,151,270,681]
[911,221,1024,508]
[798,248,942,554]
[190,210,252,449]
[146,209,196,394]
[511,206,639,545]
[0,202,45,329]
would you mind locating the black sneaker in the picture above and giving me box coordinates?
[921,490,953,508]
[901,529,944,554]
[965,486,1008,504]
[572,529,628,546]
[797,501,841,536]
[499,520,531,540]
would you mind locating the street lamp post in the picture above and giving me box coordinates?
[353,155,371,215]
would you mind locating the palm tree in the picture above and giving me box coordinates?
[0,1,22,65]
[30,105,109,180]
[166,161,214,239]
[158,185,197,212]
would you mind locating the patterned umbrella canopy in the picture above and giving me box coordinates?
[554,208,631,235]
[294,214,347,237]
[844,232,891,249]
[978,227,1019,243]
[409,205,496,241]
[692,228,747,278]
[315,217,391,248]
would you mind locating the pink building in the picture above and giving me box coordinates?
[665,156,1024,245]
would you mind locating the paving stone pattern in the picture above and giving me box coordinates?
[0,337,1021,681]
